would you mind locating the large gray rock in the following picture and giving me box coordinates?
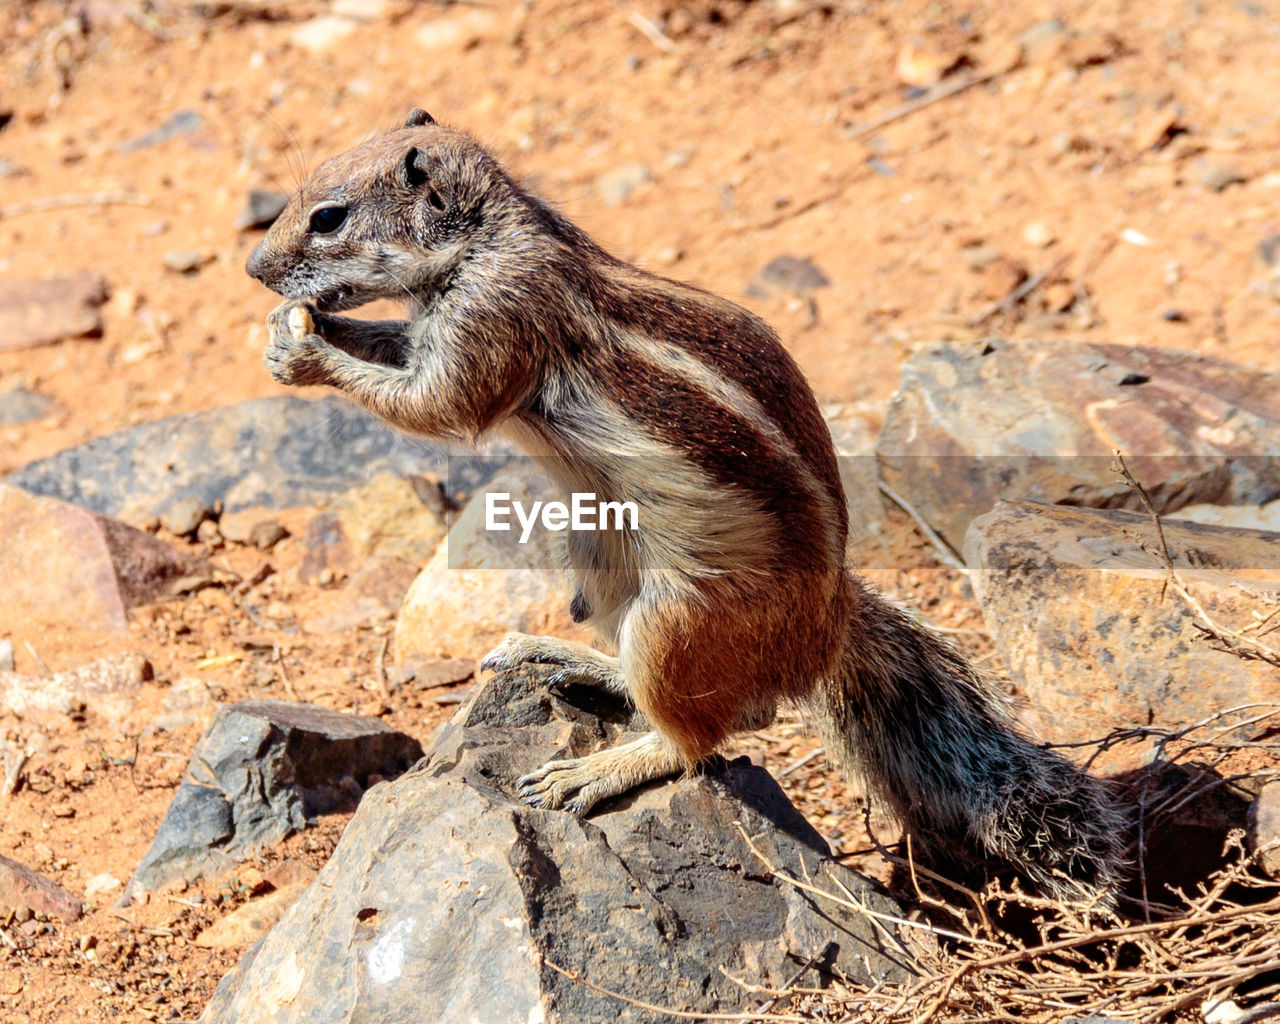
[965,500,1280,742]
[4,396,512,526]
[126,701,423,900]
[879,339,1280,554]
[199,668,919,1023]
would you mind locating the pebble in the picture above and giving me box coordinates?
[162,497,210,537]
[331,0,389,21]
[248,520,288,550]
[1041,282,1076,312]
[894,38,963,88]
[416,9,497,49]
[596,163,653,207]
[162,250,211,275]
[747,255,831,298]
[84,874,122,902]
[0,384,57,425]
[0,639,12,672]
[235,190,290,232]
[290,15,357,54]
[196,519,223,546]
[1131,106,1181,152]
[1198,162,1247,192]
[1021,220,1055,248]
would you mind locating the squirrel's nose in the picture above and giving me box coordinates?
[245,241,270,283]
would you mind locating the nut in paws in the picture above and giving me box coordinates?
[264,302,327,385]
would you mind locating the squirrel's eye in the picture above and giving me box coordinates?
[308,205,348,234]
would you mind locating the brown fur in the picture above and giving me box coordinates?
[247,111,1125,903]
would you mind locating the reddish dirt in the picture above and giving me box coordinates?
[1,1,1278,1020]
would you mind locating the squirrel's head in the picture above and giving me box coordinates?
[246,109,507,311]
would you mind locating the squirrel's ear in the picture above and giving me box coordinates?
[401,146,430,189]
[404,108,436,128]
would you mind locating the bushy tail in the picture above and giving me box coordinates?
[810,574,1126,905]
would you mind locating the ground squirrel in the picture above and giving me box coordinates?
[246,109,1125,903]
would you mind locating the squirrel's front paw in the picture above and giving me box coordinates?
[264,301,331,386]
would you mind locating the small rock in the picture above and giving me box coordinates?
[960,242,1002,271]
[0,652,152,725]
[196,519,222,546]
[248,519,288,550]
[162,250,211,275]
[404,657,476,690]
[414,8,497,49]
[1132,105,1181,152]
[1041,281,1076,312]
[217,508,273,544]
[330,473,448,563]
[1018,20,1068,64]
[0,854,83,922]
[1021,220,1055,248]
[595,163,653,207]
[1121,227,1155,246]
[974,255,1028,301]
[124,701,423,898]
[0,272,108,352]
[297,513,353,585]
[195,882,312,949]
[0,485,212,632]
[982,37,1025,75]
[161,496,210,537]
[1249,780,1280,879]
[84,873,121,903]
[235,190,290,232]
[0,640,12,672]
[1199,161,1247,192]
[330,0,388,20]
[162,677,215,714]
[0,385,58,426]
[290,16,356,54]
[0,157,28,178]
[1058,30,1121,68]
[118,110,203,153]
[747,254,831,298]
[894,37,966,88]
